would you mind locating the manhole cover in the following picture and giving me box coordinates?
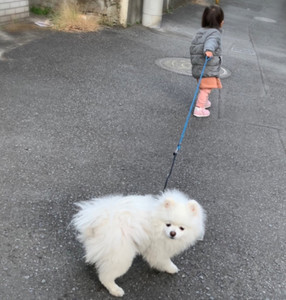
[155,57,231,79]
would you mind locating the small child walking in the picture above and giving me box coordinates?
[190,5,224,117]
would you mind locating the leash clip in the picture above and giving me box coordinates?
[173,145,180,155]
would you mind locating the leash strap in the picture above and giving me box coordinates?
[163,56,211,191]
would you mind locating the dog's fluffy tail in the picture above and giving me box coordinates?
[71,195,154,263]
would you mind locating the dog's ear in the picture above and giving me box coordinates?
[188,200,200,216]
[163,198,174,208]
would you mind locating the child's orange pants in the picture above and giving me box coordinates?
[196,88,211,108]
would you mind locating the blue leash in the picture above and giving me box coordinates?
[163,56,211,191]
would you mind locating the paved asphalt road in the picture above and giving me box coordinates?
[0,0,285,299]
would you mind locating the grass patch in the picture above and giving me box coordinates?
[30,6,53,16]
[52,2,100,32]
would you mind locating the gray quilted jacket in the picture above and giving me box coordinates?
[190,28,222,79]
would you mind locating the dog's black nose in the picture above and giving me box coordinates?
[170,231,176,238]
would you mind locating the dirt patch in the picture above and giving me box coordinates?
[53,14,100,32]
[2,23,38,33]
[1,19,53,35]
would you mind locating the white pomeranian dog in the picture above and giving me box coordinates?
[72,189,205,297]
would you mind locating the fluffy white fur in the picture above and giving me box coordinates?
[72,189,205,297]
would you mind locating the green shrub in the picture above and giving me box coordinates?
[30,6,53,16]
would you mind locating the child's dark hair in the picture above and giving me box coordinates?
[202,5,224,29]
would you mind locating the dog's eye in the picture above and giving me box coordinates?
[179,227,185,231]
[166,224,171,227]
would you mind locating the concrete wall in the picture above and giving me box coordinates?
[29,0,56,8]
[0,0,29,23]
[28,0,188,26]
[164,0,188,11]
[126,0,187,25]
[30,0,119,14]
[29,0,120,24]
[127,0,143,25]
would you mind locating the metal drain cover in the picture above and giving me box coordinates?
[155,57,231,79]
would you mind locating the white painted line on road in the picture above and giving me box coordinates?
[0,31,13,41]
[254,16,277,23]
[231,46,256,56]
[0,49,5,60]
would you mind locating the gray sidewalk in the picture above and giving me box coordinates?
[0,0,285,299]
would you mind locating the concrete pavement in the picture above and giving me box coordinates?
[0,0,285,299]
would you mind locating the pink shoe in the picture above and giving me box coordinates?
[205,100,211,109]
[193,107,210,118]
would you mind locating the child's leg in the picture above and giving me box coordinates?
[193,88,212,118]
[196,88,212,108]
